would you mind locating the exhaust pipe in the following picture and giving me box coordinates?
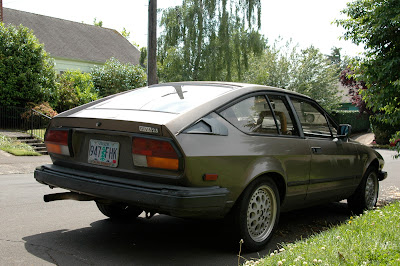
[44,192,96,202]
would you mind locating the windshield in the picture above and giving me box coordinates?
[92,85,234,114]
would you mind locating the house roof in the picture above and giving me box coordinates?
[3,8,140,65]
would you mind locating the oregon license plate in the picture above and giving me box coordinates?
[88,139,120,167]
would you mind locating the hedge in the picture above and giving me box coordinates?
[330,110,370,133]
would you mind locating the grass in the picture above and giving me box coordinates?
[244,201,400,265]
[26,128,46,140]
[0,134,41,156]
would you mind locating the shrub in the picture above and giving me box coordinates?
[55,70,98,113]
[0,23,56,107]
[91,57,147,97]
[370,115,399,145]
[330,110,370,133]
[22,102,58,119]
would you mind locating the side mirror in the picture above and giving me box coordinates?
[338,124,352,139]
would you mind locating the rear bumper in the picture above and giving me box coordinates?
[34,164,230,218]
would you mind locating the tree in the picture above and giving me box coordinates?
[335,0,400,126]
[290,46,340,110]
[0,23,56,107]
[54,70,98,113]
[339,65,370,114]
[158,0,265,82]
[243,41,340,111]
[91,58,147,97]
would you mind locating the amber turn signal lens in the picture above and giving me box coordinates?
[44,129,70,156]
[147,157,179,170]
[203,174,218,181]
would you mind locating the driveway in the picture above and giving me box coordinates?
[0,148,398,265]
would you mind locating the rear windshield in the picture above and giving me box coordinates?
[92,85,234,114]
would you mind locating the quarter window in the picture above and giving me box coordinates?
[220,96,279,134]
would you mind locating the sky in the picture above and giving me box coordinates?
[3,0,363,57]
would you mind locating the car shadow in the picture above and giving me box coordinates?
[22,202,352,265]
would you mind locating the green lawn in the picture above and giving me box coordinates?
[0,134,40,156]
[243,201,400,265]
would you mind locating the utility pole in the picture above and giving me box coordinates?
[1,0,3,22]
[147,0,157,85]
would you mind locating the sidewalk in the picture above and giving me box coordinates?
[0,130,51,174]
[0,149,51,174]
[351,132,374,146]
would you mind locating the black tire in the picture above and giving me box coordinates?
[233,178,280,251]
[348,167,379,214]
[96,202,143,220]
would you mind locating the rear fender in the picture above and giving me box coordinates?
[241,156,287,204]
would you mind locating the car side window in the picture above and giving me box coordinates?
[220,95,279,134]
[290,98,333,137]
[267,95,299,136]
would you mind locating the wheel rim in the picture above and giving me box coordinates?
[365,172,378,209]
[246,185,277,242]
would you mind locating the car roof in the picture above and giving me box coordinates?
[151,81,309,98]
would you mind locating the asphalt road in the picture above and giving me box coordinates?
[0,149,399,265]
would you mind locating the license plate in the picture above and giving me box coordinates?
[88,139,119,167]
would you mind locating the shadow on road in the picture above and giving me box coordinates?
[22,202,352,265]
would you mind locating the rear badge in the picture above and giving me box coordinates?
[139,126,159,134]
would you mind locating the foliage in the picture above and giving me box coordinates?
[242,39,293,89]
[22,102,58,119]
[390,131,400,158]
[327,47,350,71]
[244,202,400,266]
[243,41,340,110]
[91,58,147,97]
[330,110,370,133]
[120,27,130,39]
[54,70,98,112]
[339,66,371,114]
[335,0,400,145]
[93,18,103,27]
[140,47,147,68]
[290,46,340,110]
[370,115,398,145]
[0,134,40,156]
[0,23,57,107]
[158,0,265,82]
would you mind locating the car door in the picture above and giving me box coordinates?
[218,93,311,209]
[289,97,359,202]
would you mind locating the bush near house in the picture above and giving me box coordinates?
[54,70,98,113]
[331,110,370,134]
[91,58,147,97]
[0,23,57,107]
[370,115,399,145]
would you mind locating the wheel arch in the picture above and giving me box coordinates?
[235,171,287,208]
[363,158,379,177]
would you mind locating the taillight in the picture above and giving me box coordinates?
[132,137,180,170]
[45,129,70,156]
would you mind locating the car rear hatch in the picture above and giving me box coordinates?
[44,83,237,185]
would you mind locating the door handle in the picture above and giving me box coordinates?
[311,147,322,154]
